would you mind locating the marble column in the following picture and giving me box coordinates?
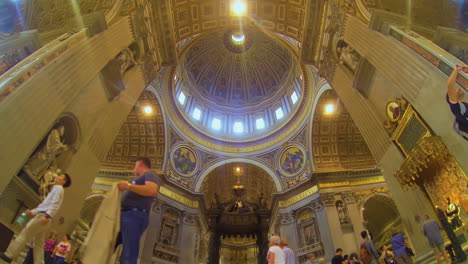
[178,213,200,264]
[139,200,165,264]
[312,199,335,260]
[344,192,366,246]
[322,193,344,251]
[278,212,299,251]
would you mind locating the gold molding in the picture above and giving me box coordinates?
[159,186,199,208]
[319,176,385,188]
[278,185,319,208]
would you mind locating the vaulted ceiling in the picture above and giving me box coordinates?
[101,91,165,171]
[172,0,306,42]
[312,90,376,171]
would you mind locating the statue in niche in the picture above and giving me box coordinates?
[40,165,61,199]
[117,47,137,75]
[23,124,68,181]
[446,197,462,230]
[214,193,220,207]
[259,193,267,209]
[336,200,350,224]
[336,40,361,72]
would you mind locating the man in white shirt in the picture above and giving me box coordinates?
[0,173,72,264]
[268,236,285,264]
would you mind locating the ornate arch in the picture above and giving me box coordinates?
[194,158,282,192]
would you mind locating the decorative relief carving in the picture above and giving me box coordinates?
[321,192,336,207]
[278,212,295,225]
[183,213,198,225]
[310,198,324,212]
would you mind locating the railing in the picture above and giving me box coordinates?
[0,29,87,104]
[388,26,468,92]
[296,242,322,256]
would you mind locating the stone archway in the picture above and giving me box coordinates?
[195,158,282,192]
[362,194,401,246]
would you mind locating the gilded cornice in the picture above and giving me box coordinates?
[278,185,319,208]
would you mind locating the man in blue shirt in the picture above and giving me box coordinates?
[422,215,450,264]
[118,157,162,264]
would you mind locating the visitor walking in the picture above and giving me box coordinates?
[332,248,348,264]
[378,245,394,264]
[305,252,318,264]
[267,236,285,264]
[44,233,57,264]
[390,229,413,264]
[0,173,72,264]
[53,235,71,264]
[422,215,450,264]
[117,157,162,264]
[360,230,379,264]
[280,239,296,264]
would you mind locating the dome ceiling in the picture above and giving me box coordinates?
[165,28,314,153]
[181,28,296,109]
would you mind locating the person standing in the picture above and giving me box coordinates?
[331,248,348,264]
[390,229,413,264]
[305,253,318,264]
[0,174,72,264]
[360,230,379,264]
[280,239,296,264]
[267,236,285,264]
[422,215,450,264]
[53,235,71,264]
[44,233,57,264]
[117,157,162,264]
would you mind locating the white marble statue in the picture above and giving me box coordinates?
[117,48,137,74]
[336,200,350,224]
[40,166,61,199]
[339,45,360,71]
[23,125,68,181]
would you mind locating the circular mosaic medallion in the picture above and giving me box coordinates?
[170,145,199,177]
[278,145,306,177]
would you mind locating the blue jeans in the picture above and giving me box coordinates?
[120,210,149,264]
[53,256,66,264]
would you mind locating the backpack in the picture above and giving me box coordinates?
[360,241,372,264]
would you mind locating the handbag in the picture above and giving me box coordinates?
[405,247,415,256]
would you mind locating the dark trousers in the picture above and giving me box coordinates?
[120,210,149,264]
[23,247,34,264]
[53,256,67,264]
[44,251,54,264]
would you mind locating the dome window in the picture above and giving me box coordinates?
[212,118,222,130]
[178,91,186,105]
[275,107,284,120]
[291,91,299,104]
[233,121,244,133]
[192,107,202,121]
[256,118,265,130]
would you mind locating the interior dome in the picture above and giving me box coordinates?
[180,28,298,110]
[166,28,312,153]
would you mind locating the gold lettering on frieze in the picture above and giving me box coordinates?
[159,186,198,208]
[279,185,319,208]
[318,176,385,189]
